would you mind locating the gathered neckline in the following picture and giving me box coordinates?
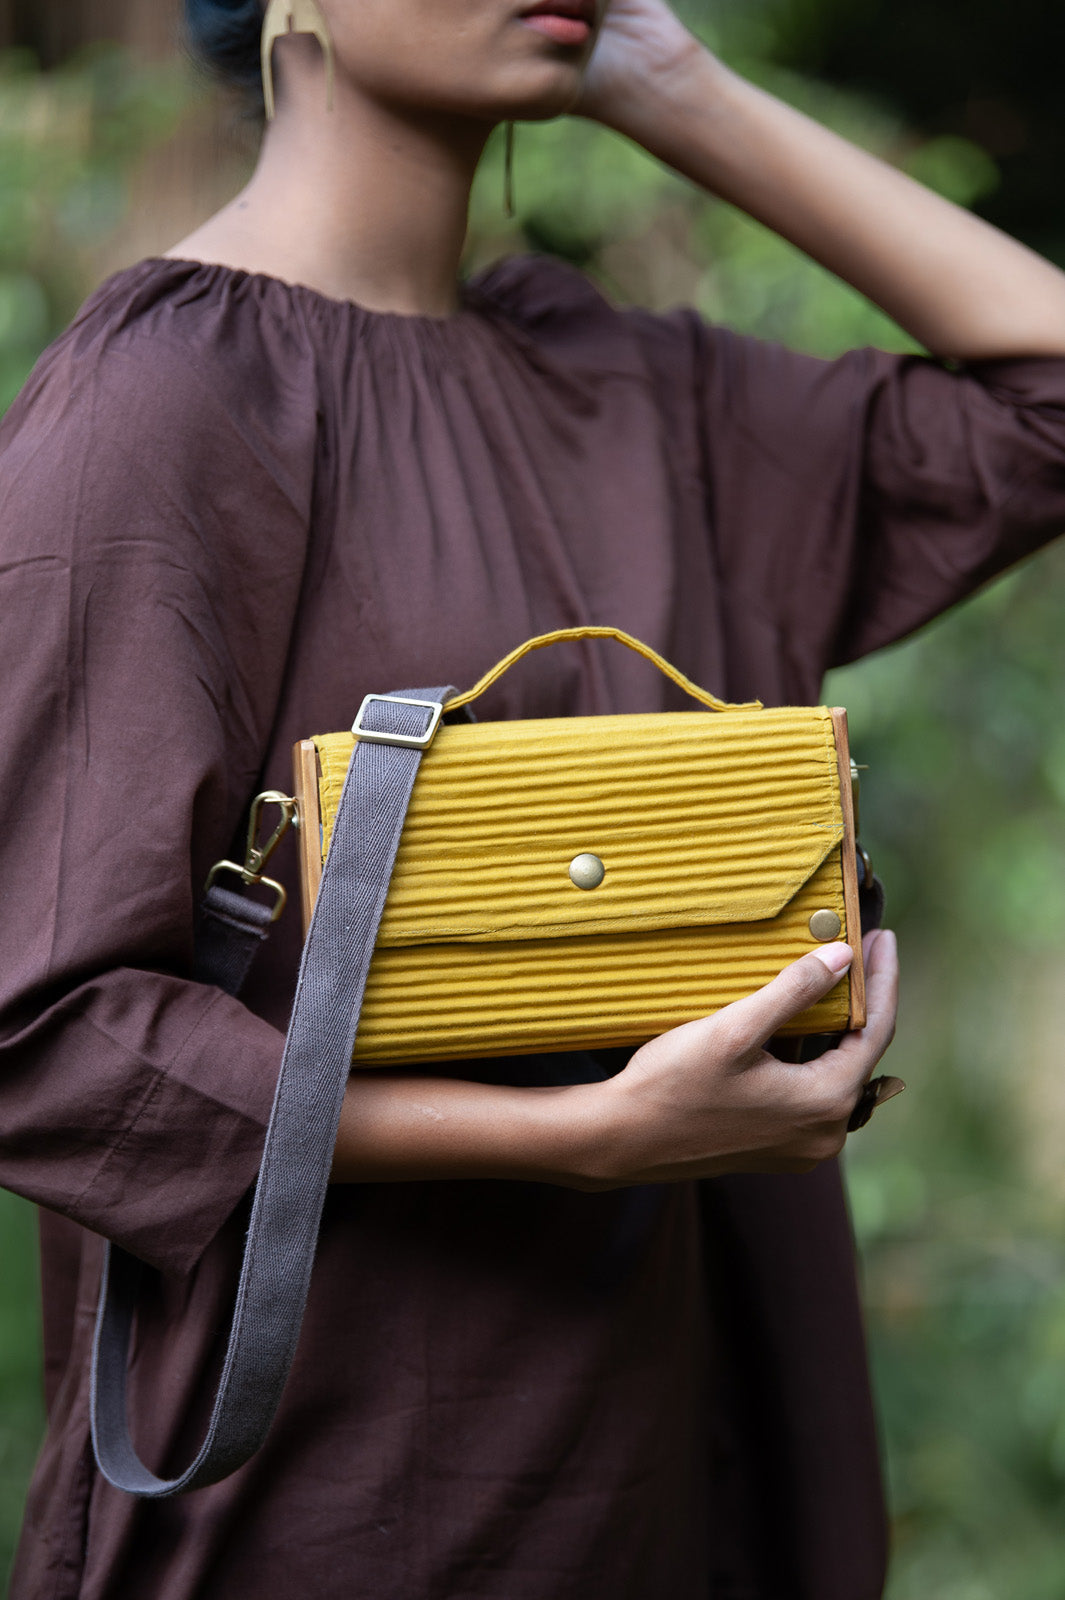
[145,255,489,328]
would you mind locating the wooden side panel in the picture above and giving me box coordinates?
[292,741,323,940]
[831,707,866,1030]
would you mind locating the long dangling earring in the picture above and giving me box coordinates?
[503,122,516,220]
[261,0,336,121]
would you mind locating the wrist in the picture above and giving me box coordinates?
[508,1079,620,1190]
[638,53,754,175]
[590,43,727,156]
[542,1077,639,1191]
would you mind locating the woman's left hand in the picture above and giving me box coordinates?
[574,0,705,132]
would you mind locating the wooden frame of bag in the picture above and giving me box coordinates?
[292,705,866,1035]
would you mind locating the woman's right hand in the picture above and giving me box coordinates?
[577,929,899,1188]
[331,931,898,1187]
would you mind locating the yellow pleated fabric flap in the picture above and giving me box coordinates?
[313,706,843,949]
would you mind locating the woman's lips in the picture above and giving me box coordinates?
[520,13,592,46]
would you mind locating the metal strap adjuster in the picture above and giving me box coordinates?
[352,694,444,751]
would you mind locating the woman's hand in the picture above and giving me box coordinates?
[574,0,705,133]
[331,930,900,1187]
[578,929,899,1188]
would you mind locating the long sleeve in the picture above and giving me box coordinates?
[627,306,1065,697]
[0,306,318,1276]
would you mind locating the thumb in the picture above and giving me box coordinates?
[716,944,853,1057]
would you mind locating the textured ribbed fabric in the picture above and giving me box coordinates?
[314,705,850,1060]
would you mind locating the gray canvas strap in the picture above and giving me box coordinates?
[91,687,455,1497]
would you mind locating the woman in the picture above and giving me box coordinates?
[3,0,1065,1594]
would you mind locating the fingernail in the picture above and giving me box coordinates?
[811,943,853,975]
[875,1076,906,1104]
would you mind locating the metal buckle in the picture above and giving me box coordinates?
[204,790,299,923]
[352,695,444,751]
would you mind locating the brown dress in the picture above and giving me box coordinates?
[3,255,1065,1600]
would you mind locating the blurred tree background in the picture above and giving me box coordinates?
[2,0,1065,1593]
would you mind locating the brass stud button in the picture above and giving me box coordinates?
[569,853,606,891]
[809,908,843,942]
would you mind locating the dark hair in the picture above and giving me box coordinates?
[185,0,265,107]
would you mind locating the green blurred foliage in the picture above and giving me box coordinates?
[760,0,1065,264]
[0,44,187,409]
[828,556,1065,1600]
[0,1192,42,1586]
[2,4,1065,1595]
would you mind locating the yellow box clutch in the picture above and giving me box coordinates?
[292,627,865,1067]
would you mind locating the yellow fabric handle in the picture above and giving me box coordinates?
[443,626,762,716]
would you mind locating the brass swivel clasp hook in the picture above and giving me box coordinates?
[205,791,299,923]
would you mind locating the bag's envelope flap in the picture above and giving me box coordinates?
[314,708,843,948]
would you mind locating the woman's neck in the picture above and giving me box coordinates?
[168,80,489,317]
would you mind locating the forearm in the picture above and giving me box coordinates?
[330,1071,606,1185]
[618,49,1065,361]
[330,939,900,1187]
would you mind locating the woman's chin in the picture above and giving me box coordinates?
[490,64,588,122]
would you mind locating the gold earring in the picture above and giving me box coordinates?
[503,122,516,220]
[261,0,336,121]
